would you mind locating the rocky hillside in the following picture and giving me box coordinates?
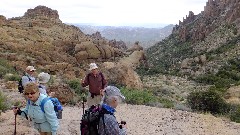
[0,5,145,89]
[146,0,240,78]
[76,24,174,48]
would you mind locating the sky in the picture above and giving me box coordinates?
[0,0,208,27]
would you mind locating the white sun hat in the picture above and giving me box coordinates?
[38,72,50,84]
[89,63,98,70]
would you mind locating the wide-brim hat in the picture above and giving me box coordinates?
[37,72,50,84]
[104,86,125,100]
[89,63,98,70]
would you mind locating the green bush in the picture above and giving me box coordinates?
[187,90,228,114]
[67,79,86,95]
[0,58,16,78]
[120,87,158,105]
[4,74,20,81]
[120,87,174,108]
[0,91,8,114]
[229,104,240,123]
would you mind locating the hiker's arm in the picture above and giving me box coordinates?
[81,75,89,87]
[44,101,59,135]
[104,115,126,135]
[13,103,29,119]
[102,75,107,88]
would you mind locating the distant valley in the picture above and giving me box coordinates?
[74,24,174,48]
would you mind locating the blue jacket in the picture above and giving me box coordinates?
[21,94,59,134]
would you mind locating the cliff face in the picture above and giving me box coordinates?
[173,0,240,42]
[147,0,240,78]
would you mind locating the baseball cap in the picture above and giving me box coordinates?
[26,66,36,71]
[104,86,125,100]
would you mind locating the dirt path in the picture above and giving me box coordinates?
[1,82,240,135]
[1,104,240,135]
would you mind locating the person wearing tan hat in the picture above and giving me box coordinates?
[21,66,36,87]
[81,63,107,107]
[98,86,127,135]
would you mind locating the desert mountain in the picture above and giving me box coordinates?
[0,6,145,91]
[76,24,174,48]
[147,0,240,78]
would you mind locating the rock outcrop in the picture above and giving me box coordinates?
[173,0,240,42]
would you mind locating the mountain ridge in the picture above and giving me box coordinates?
[75,24,174,48]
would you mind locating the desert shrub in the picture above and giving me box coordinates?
[4,74,20,81]
[0,58,16,78]
[187,90,228,114]
[67,79,86,95]
[229,104,240,123]
[120,87,158,105]
[120,87,174,108]
[0,91,8,114]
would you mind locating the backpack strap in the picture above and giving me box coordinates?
[40,97,50,113]
[24,74,32,81]
[38,85,43,89]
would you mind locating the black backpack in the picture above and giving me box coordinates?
[18,76,31,93]
[80,105,109,135]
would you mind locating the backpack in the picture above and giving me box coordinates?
[80,105,109,135]
[28,97,63,119]
[18,76,32,93]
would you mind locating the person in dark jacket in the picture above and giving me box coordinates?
[81,63,107,107]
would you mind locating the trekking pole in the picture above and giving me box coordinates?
[13,114,17,135]
[82,97,85,115]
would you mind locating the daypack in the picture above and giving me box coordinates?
[18,76,31,93]
[28,97,63,119]
[80,105,109,135]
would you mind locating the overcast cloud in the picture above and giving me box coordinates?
[1,0,208,27]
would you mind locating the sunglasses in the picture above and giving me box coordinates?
[24,92,36,95]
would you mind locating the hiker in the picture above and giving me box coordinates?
[98,86,127,135]
[37,72,50,96]
[81,63,107,107]
[13,82,59,135]
[22,66,36,87]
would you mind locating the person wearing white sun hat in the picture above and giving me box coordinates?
[37,72,51,96]
[81,63,108,107]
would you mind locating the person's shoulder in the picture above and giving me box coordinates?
[22,75,28,79]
